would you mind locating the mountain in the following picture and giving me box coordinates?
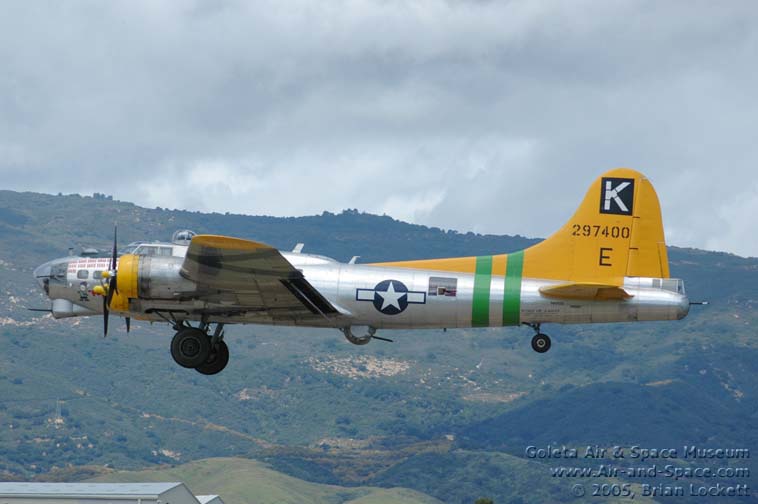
[0,189,756,503]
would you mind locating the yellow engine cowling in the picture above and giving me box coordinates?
[108,254,140,313]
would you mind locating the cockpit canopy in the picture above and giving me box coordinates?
[118,230,196,258]
[120,243,176,257]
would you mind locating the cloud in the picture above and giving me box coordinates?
[1,1,757,256]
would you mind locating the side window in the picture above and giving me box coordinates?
[159,247,172,256]
[77,270,89,280]
[428,277,458,297]
[93,270,103,280]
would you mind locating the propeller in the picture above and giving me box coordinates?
[102,225,118,336]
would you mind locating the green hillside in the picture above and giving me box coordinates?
[87,457,441,504]
[0,189,756,503]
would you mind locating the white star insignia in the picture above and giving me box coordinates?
[376,281,406,311]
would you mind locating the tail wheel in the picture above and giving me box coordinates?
[171,328,211,368]
[531,333,551,353]
[196,341,230,375]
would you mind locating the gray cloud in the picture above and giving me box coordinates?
[1,1,757,256]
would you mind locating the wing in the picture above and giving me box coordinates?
[180,235,338,320]
[539,283,633,301]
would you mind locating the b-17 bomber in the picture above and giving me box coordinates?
[34,168,690,375]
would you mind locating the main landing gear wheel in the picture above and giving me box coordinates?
[196,340,229,375]
[531,333,551,353]
[171,327,211,368]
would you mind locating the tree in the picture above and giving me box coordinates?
[475,499,494,504]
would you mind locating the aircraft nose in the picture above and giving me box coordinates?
[33,259,69,296]
[33,261,53,295]
[33,262,51,282]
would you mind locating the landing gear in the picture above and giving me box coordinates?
[196,340,229,375]
[341,325,393,345]
[525,323,552,353]
[531,333,551,353]
[342,325,375,345]
[170,323,230,374]
[171,327,211,368]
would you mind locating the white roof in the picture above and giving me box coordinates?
[0,482,187,497]
[197,496,224,504]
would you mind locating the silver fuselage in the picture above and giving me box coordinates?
[36,249,690,330]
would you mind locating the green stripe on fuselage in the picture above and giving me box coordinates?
[472,255,493,327]
[503,250,524,326]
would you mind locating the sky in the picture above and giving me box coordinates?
[1,1,757,256]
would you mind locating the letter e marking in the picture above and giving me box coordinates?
[599,248,613,267]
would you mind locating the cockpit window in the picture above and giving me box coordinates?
[77,270,89,279]
[133,245,154,256]
[120,244,138,255]
[128,244,175,256]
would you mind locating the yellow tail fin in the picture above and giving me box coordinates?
[372,168,670,285]
[522,167,669,283]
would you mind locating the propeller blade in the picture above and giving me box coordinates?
[109,274,118,296]
[103,295,109,337]
[110,225,118,270]
[125,317,131,333]
[111,225,118,293]
[103,224,119,337]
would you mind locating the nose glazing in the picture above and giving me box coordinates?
[33,262,52,291]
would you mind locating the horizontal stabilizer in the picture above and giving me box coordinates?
[539,283,633,301]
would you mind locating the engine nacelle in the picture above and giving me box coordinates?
[109,255,196,311]
[342,325,376,345]
[136,256,196,299]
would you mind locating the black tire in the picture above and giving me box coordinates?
[171,328,211,368]
[531,333,551,353]
[196,341,230,375]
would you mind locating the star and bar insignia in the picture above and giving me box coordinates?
[356,279,426,315]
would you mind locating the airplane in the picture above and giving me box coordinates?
[33,168,690,375]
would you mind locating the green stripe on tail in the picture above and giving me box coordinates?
[503,251,524,326]
[471,255,493,327]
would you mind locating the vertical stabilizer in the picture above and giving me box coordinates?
[521,168,669,284]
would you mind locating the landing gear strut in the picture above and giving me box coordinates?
[170,322,229,374]
[525,323,551,353]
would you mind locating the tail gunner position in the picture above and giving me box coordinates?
[34,168,689,374]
